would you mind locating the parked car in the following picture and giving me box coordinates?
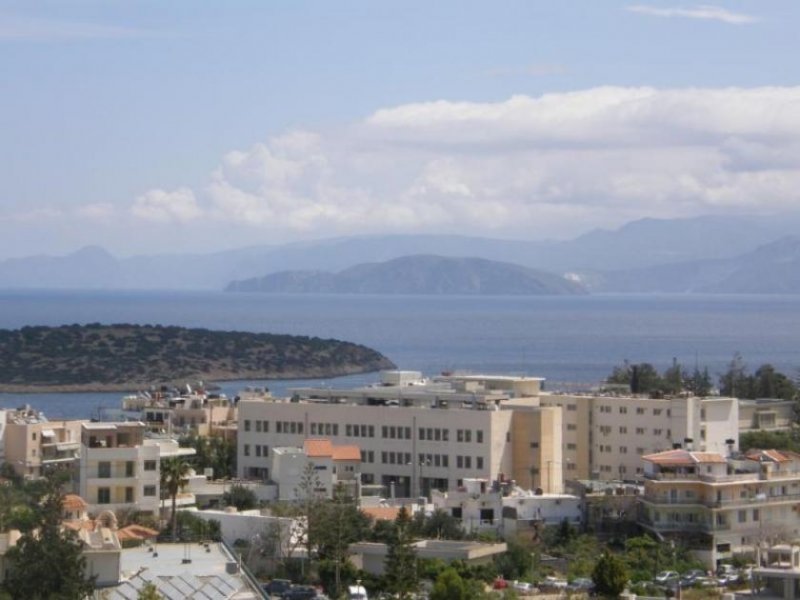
[680,569,707,586]
[283,586,318,600]
[511,580,535,593]
[263,579,292,598]
[655,570,680,584]
[568,577,594,592]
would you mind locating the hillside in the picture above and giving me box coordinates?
[225,255,587,296]
[586,236,800,294]
[0,324,395,392]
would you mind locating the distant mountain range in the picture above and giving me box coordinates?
[2,213,800,293]
[225,255,587,296]
[586,235,800,294]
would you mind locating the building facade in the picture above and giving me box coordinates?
[638,448,800,568]
[3,407,85,478]
[237,372,562,497]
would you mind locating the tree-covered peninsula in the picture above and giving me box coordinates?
[0,324,395,392]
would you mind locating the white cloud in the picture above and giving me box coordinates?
[74,203,115,220]
[128,86,800,239]
[131,187,202,223]
[626,5,757,25]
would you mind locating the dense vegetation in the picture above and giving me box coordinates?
[607,354,799,401]
[0,323,394,390]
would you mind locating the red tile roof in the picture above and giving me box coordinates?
[361,507,400,521]
[304,439,334,457]
[332,445,361,461]
[62,494,88,512]
[745,449,791,463]
[642,449,726,466]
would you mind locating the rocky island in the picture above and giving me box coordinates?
[0,324,395,392]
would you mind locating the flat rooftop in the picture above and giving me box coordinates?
[106,541,260,599]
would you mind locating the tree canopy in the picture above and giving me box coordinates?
[1,477,96,599]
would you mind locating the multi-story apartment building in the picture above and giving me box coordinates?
[119,391,238,439]
[638,448,800,568]
[237,371,562,497]
[3,406,85,478]
[539,393,739,481]
[78,422,162,515]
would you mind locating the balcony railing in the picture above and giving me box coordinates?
[642,491,800,509]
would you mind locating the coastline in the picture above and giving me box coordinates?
[0,363,393,394]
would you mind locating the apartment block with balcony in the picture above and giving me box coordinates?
[3,406,85,478]
[78,422,161,515]
[638,448,800,568]
[739,398,796,434]
[237,371,562,497]
[270,438,362,500]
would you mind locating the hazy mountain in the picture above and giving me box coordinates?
[2,214,800,290]
[589,236,800,294]
[226,255,587,296]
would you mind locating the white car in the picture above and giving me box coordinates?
[655,570,680,583]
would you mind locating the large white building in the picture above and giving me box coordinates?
[238,371,563,496]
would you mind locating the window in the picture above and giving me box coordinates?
[125,487,134,503]
[636,407,645,415]
[619,406,627,414]
[476,430,483,443]
[654,429,663,436]
[457,456,463,468]
[256,420,262,432]
[567,443,577,450]
[636,428,645,435]
[97,488,110,504]
[464,456,472,469]
[144,485,156,497]
[419,428,425,440]
[619,426,627,434]
[738,510,747,523]
[98,462,111,478]
[753,509,760,521]
[567,424,577,431]
[144,460,157,471]
[477,457,484,469]
[442,429,448,441]
[567,404,577,411]
[620,446,628,454]
[262,420,269,432]
[244,419,251,432]
[464,430,472,443]
[530,441,539,449]
[457,429,464,442]
[244,444,250,457]
[256,445,262,457]
[653,409,662,416]
[125,461,135,477]
[442,455,449,468]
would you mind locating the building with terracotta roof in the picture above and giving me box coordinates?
[638,447,800,568]
[268,438,361,500]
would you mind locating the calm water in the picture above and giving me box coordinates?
[1,290,798,419]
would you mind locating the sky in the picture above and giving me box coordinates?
[1,1,799,258]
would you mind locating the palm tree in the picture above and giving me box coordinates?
[160,457,191,540]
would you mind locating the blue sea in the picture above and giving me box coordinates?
[1,290,798,419]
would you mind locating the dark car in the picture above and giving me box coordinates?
[263,579,292,598]
[282,586,319,600]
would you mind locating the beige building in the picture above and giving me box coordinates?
[638,448,800,568]
[78,422,162,515]
[739,398,796,434]
[238,371,562,497]
[3,406,85,478]
[120,391,238,438]
[540,393,739,481]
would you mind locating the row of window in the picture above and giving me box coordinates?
[597,465,644,474]
[95,460,157,478]
[244,419,485,444]
[599,425,671,438]
[96,485,156,504]
[455,455,485,469]
[598,406,670,416]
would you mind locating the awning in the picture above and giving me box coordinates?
[41,429,56,438]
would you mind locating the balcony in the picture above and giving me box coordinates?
[642,491,800,509]
[639,518,730,533]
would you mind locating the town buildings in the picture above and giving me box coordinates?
[237,371,563,497]
[270,438,362,501]
[638,448,800,568]
[2,406,85,479]
[78,422,195,515]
